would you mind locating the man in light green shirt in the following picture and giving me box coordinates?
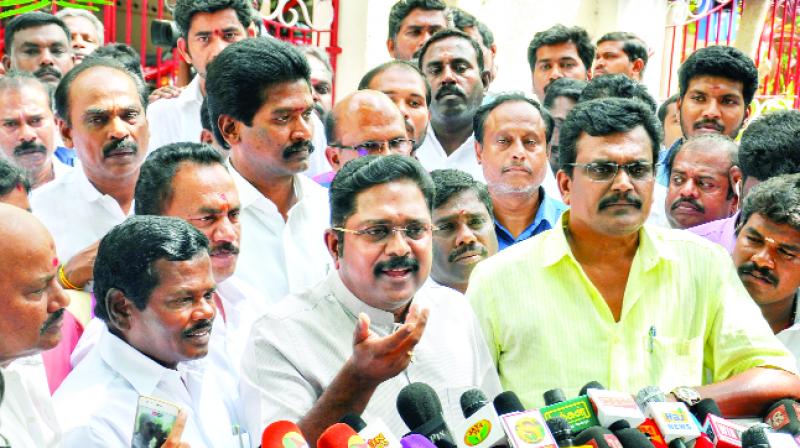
[467,97,800,416]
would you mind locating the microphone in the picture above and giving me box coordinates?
[492,391,559,448]
[261,420,309,448]
[402,434,439,448]
[453,389,506,448]
[544,390,567,406]
[579,382,605,397]
[574,426,623,448]
[397,382,457,448]
[540,387,600,434]
[741,425,771,448]
[764,399,800,437]
[341,413,401,448]
[690,399,722,425]
[633,387,699,444]
[318,423,369,448]
[608,421,655,448]
[586,389,645,429]
[547,417,574,447]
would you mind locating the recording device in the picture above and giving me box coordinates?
[574,426,623,448]
[587,389,645,429]
[318,423,369,448]
[633,387,699,444]
[397,382,457,448]
[741,425,771,448]
[546,417,574,447]
[764,399,800,437]
[608,421,655,448]
[151,19,181,49]
[261,420,309,448]
[402,434,439,448]
[454,389,506,448]
[132,395,180,448]
[690,399,722,425]
[340,413,401,448]
[493,391,558,448]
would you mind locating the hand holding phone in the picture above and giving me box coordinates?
[160,410,189,448]
[133,396,189,448]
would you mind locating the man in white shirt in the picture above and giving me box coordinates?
[54,215,240,447]
[0,72,71,189]
[31,58,149,290]
[241,155,501,443]
[135,142,268,373]
[206,37,331,302]
[0,204,70,447]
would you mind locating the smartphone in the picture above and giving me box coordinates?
[132,395,180,448]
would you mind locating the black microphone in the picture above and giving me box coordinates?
[493,391,525,416]
[396,382,456,448]
[609,420,656,448]
[544,389,567,406]
[579,381,605,397]
[765,399,800,436]
[547,416,574,447]
[461,389,489,419]
[690,399,722,424]
[341,413,368,432]
[741,425,771,448]
[575,426,623,448]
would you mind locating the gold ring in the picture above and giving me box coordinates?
[407,351,415,362]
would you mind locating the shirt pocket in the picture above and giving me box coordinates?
[646,335,705,387]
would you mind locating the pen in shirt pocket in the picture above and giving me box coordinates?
[648,325,656,354]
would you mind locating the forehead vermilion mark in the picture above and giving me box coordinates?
[52,257,59,267]
[218,192,227,201]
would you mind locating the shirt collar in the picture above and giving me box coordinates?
[227,159,305,211]
[326,271,398,329]
[178,76,203,107]
[74,167,104,203]
[540,210,678,270]
[495,188,563,245]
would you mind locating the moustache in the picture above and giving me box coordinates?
[373,256,420,277]
[501,162,532,174]
[448,243,488,263]
[102,139,138,158]
[14,141,47,157]
[281,140,313,160]
[182,319,213,338]
[737,262,779,286]
[33,66,61,81]
[693,119,724,132]
[436,84,465,101]
[598,192,643,210]
[671,197,705,213]
[40,308,65,334]
[210,241,239,257]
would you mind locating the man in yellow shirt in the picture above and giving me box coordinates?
[467,97,800,417]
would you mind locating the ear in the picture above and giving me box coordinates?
[324,228,343,268]
[475,140,483,165]
[177,37,193,66]
[387,38,396,58]
[743,104,751,125]
[490,43,497,57]
[218,115,241,147]
[556,169,572,205]
[632,59,645,78]
[480,70,491,88]
[2,55,10,71]
[106,288,134,332]
[57,118,74,148]
[729,165,743,212]
[325,146,341,171]
[247,23,258,38]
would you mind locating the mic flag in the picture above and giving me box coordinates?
[261,420,309,448]
[318,423,369,448]
[765,399,800,437]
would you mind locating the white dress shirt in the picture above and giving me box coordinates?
[54,326,244,447]
[146,75,204,153]
[0,355,61,447]
[777,293,800,371]
[30,167,131,262]
[229,162,332,303]
[415,125,562,200]
[240,271,502,437]
[649,182,671,228]
[212,276,270,377]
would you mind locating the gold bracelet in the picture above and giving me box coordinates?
[58,264,79,290]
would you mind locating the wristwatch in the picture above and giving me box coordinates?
[671,386,701,407]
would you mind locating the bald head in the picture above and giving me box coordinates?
[325,90,411,172]
[0,204,68,365]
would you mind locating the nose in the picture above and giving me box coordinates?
[107,115,131,141]
[291,113,313,142]
[18,121,38,143]
[193,294,216,321]
[610,166,635,193]
[440,64,458,85]
[39,48,55,66]
[384,228,412,257]
[678,178,700,198]
[47,279,71,313]
[549,66,564,82]
[212,216,237,244]
[454,222,479,247]
[702,99,721,119]
[72,34,87,50]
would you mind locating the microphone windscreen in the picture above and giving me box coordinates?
[741,424,771,448]
[397,383,444,430]
[261,420,308,448]
[547,416,573,441]
[544,388,567,406]
[635,386,666,409]
[765,399,800,436]
[318,423,366,448]
[493,391,525,416]
[575,426,621,448]
[401,434,437,448]
[690,399,721,423]
[580,381,605,396]
[340,413,367,432]
[460,389,488,419]
[609,420,631,432]
[615,428,656,448]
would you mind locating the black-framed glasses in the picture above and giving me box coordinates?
[332,224,434,243]
[330,138,415,157]
[565,161,656,182]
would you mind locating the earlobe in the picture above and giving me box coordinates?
[324,229,343,268]
[57,118,73,148]
[325,146,340,170]
[2,55,9,70]
[219,115,239,146]
[475,141,483,165]
[386,39,396,58]
[106,288,133,332]
[556,170,572,205]
[177,38,192,65]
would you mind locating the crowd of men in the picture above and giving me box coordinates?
[1,0,800,446]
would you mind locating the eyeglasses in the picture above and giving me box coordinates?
[330,138,415,157]
[565,161,656,182]
[333,224,434,243]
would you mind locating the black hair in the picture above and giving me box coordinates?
[473,92,553,145]
[678,45,758,106]
[543,77,587,108]
[54,57,148,127]
[666,134,739,199]
[93,215,210,321]
[451,7,494,47]
[0,158,31,196]
[87,43,144,80]
[657,93,680,125]
[417,28,484,73]
[740,173,800,234]
[579,73,657,113]
[430,169,493,217]
[134,142,226,216]
[527,24,595,73]
[358,60,432,106]
[330,154,434,227]
[4,12,71,56]
[559,97,662,176]
[200,96,212,132]
[206,37,310,149]
[173,0,254,39]
[738,110,800,181]
[387,0,448,41]
[596,32,649,72]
